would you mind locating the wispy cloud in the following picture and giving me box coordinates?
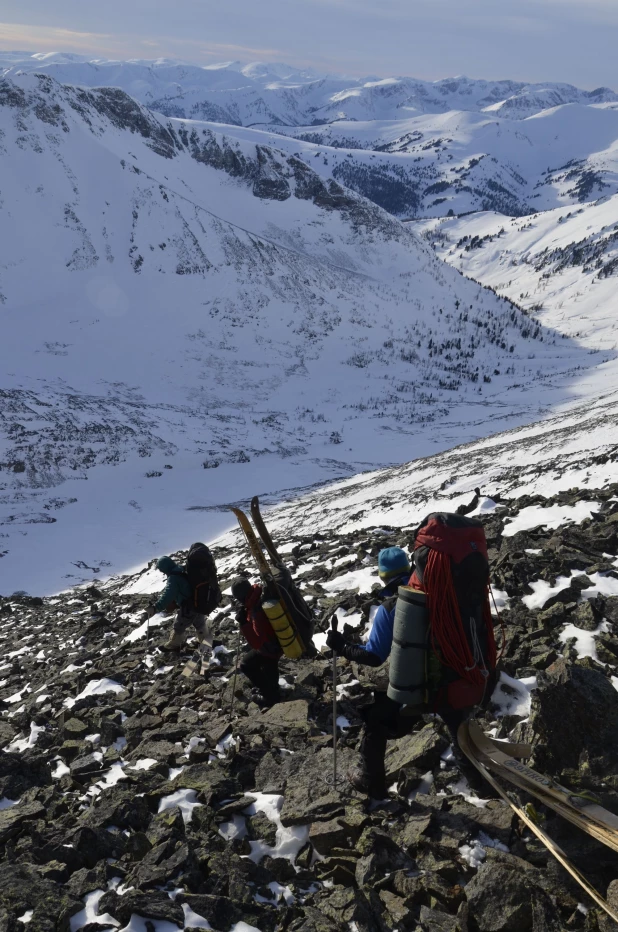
[0,22,286,63]
[0,0,616,88]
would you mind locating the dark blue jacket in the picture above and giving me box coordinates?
[360,572,410,665]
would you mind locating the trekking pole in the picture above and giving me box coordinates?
[331,615,338,789]
[228,625,242,721]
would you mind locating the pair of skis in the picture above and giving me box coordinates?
[232,496,312,655]
[232,496,282,581]
[458,720,618,923]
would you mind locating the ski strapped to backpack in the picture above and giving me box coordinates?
[231,501,314,659]
[185,542,222,615]
[388,512,504,711]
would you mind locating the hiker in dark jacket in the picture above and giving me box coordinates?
[327,546,472,798]
[145,556,210,652]
[231,576,283,709]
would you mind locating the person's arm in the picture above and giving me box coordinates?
[251,606,282,657]
[327,604,393,667]
[154,578,176,613]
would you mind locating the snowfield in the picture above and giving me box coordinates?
[0,71,599,594]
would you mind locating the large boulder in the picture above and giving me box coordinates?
[523,658,618,774]
[466,861,558,932]
[0,863,82,932]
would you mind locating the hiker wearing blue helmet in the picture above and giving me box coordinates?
[327,545,479,798]
[327,546,411,668]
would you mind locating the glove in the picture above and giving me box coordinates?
[326,629,346,654]
[235,607,247,626]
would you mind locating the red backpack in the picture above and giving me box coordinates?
[410,513,500,710]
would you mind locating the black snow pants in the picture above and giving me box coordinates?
[358,692,469,796]
[240,650,281,704]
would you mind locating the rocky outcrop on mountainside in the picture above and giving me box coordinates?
[2,485,618,931]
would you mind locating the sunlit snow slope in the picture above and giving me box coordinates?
[0,73,594,592]
[413,196,618,358]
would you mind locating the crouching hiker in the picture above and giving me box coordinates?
[327,522,498,799]
[146,544,220,652]
[231,577,283,709]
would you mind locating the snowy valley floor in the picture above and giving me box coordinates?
[2,481,618,931]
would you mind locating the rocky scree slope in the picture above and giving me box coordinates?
[0,72,588,592]
[2,485,618,931]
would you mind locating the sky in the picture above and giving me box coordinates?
[0,0,617,88]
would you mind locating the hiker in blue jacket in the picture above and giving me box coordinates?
[327,546,410,667]
[326,546,469,798]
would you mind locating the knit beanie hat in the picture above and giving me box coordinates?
[231,576,253,604]
[156,556,176,574]
[378,547,411,581]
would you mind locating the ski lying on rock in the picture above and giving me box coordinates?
[457,722,618,925]
[181,643,209,678]
[465,721,618,854]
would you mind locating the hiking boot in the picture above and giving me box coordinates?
[195,623,213,648]
[347,765,387,799]
[161,630,187,652]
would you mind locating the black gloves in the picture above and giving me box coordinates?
[326,629,346,654]
[326,627,382,667]
[235,607,247,626]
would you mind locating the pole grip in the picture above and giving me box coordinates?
[331,615,338,634]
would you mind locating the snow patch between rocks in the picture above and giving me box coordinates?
[559,620,610,661]
[502,501,600,537]
[158,789,203,824]
[242,792,309,864]
[492,671,537,718]
[64,677,125,709]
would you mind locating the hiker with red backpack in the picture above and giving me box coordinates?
[231,576,283,708]
[327,515,499,798]
[145,544,221,652]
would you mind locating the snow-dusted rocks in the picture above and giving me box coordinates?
[1,478,618,929]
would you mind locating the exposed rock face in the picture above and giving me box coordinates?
[1,482,618,930]
[523,658,618,775]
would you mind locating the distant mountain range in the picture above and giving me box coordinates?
[2,51,616,126]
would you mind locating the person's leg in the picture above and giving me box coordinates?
[239,649,263,690]
[240,652,281,706]
[259,657,281,705]
[191,612,212,648]
[439,705,490,793]
[162,609,190,650]
[350,693,411,797]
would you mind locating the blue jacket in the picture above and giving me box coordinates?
[362,572,410,664]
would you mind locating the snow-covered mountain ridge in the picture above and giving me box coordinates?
[0,72,593,592]
[4,52,618,221]
[411,194,618,358]
[2,52,615,126]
